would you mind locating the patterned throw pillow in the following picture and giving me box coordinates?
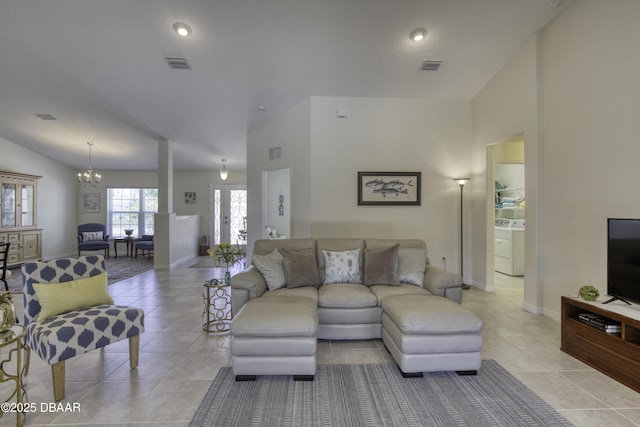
[323,249,361,284]
[82,231,104,242]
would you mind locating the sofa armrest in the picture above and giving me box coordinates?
[423,265,463,303]
[231,265,267,300]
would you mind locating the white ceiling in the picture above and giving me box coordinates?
[0,0,567,172]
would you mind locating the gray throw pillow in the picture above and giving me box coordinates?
[253,248,286,291]
[280,247,321,288]
[364,244,400,286]
[398,248,427,286]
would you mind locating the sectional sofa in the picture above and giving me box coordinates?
[229,238,483,379]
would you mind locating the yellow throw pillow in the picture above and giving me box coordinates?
[33,272,113,321]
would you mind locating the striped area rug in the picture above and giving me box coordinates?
[190,361,573,426]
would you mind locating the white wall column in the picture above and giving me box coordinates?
[155,137,175,268]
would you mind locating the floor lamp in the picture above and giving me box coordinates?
[454,178,470,289]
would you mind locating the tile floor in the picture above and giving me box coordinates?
[4,261,640,426]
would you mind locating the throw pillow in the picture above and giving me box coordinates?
[280,247,321,288]
[398,248,428,286]
[253,248,287,291]
[363,244,400,286]
[33,272,114,321]
[323,249,361,284]
[82,231,104,242]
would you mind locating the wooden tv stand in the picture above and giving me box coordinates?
[561,296,640,393]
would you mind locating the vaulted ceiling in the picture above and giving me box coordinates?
[0,0,567,172]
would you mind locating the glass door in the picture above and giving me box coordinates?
[21,184,34,227]
[1,182,16,228]
[211,185,247,246]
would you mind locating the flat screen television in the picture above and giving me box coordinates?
[606,218,640,305]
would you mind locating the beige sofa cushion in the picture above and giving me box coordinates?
[253,238,316,257]
[232,296,318,337]
[318,283,378,308]
[369,284,431,305]
[381,294,482,335]
[261,286,319,304]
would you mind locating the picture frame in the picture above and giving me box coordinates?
[357,172,421,206]
[83,192,100,213]
[185,191,197,204]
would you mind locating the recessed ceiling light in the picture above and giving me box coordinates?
[410,28,427,42]
[173,22,192,37]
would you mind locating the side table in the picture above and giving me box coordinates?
[112,237,139,258]
[202,280,232,333]
[0,325,28,427]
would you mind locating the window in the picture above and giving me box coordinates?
[108,188,158,237]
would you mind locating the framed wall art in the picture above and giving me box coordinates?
[357,172,421,206]
[185,191,197,204]
[83,192,100,213]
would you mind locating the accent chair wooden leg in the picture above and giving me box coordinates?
[129,335,140,369]
[52,361,65,401]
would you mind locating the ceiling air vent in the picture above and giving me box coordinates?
[164,56,192,70]
[35,113,56,120]
[420,60,442,71]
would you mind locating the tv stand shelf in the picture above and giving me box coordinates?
[561,296,640,393]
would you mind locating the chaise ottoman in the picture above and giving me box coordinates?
[231,296,318,380]
[381,294,483,377]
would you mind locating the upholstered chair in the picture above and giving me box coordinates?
[77,223,110,258]
[22,256,144,401]
[134,234,154,259]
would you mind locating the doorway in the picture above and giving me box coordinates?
[489,137,525,289]
[210,184,247,246]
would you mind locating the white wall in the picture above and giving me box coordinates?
[471,0,640,317]
[247,99,311,258]
[539,0,640,314]
[1,136,78,259]
[248,96,472,273]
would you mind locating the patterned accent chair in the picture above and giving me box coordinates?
[134,235,154,259]
[77,223,110,258]
[22,256,144,401]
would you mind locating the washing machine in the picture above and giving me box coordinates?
[495,219,524,276]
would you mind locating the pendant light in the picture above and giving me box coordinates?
[220,159,229,181]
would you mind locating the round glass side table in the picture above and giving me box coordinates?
[0,325,28,427]
[202,279,232,333]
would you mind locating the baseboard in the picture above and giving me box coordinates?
[521,302,543,315]
[468,279,494,292]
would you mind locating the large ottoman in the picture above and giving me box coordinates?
[231,296,318,380]
[381,294,483,377]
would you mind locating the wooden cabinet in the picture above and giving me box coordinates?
[561,296,640,393]
[0,171,42,266]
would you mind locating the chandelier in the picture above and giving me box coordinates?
[78,141,102,186]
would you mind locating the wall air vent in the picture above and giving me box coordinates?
[421,60,442,71]
[269,146,282,160]
[164,56,192,70]
[35,113,56,120]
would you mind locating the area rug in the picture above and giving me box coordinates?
[4,255,154,293]
[190,361,573,427]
